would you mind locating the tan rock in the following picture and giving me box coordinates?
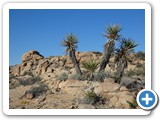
[20,61,34,75]
[110,96,119,105]
[22,50,44,62]
[59,79,87,96]
[51,57,60,63]
[36,60,50,75]
[120,86,128,91]
[54,68,62,76]
[26,93,34,99]
[69,68,76,74]
[10,65,21,76]
[9,51,144,109]
[46,67,54,73]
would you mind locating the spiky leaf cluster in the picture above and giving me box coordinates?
[61,33,78,54]
[103,24,122,40]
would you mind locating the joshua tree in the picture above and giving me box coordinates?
[61,33,82,75]
[99,24,122,72]
[114,38,138,84]
[82,60,99,81]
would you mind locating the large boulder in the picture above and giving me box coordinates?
[92,79,135,108]
[22,50,44,62]
[58,78,135,109]
[36,60,50,75]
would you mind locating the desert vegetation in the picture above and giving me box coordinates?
[99,25,121,72]
[9,24,145,109]
[61,34,82,75]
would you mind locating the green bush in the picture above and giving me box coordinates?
[82,60,99,73]
[64,66,72,70]
[82,60,99,81]
[114,76,121,83]
[27,71,34,76]
[125,69,136,77]
[57,72,68,81]
[70,74,84,80]
[136,51,145,60]
[27,84,48,98]
[111,72,122,83]
[9,81,21,89]
[9,75,21,89]
[136,62,144,68]
[19,76,42,86]
[83,90,104,105]
[136,68,145,76]
[94,71,107,82]
[22,71,34,76]
[127,99,138,109]
[125,68,145,77]
[9,74,16,79]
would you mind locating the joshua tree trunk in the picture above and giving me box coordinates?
[69,49,82,76]
[99,40,115,72]
[115,59,126,84]
[113,59,127,92]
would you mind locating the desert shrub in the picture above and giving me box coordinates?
[64,66,72,70]
[83,90,104,105]
[19,76,42,86]
[82,60,99,81]
[111,72,122,83]
[22,71,27,76]
[22,71,34,76]
[136,62,144,68]
[55,72,68,92]
[27,84,48,98]
[125,69,136,77]
[9,74,16,79]
[57,72,68,81]
[94,71,107,82]
[20,100,29,105]
[9,81,21,89]
[82,60,99,73]
[9,75,21,89]
[114,76,121,83]
[70,74,84,80]
[125,68,145,77]
[27,71,34,76]
[136,51,145,60]
[136,68,145,76]
[127,99,138,109]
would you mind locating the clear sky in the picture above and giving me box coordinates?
[9,9,145,65]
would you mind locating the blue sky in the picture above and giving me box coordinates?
[9,9,145,65]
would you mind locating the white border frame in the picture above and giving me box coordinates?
[3,3,151,115]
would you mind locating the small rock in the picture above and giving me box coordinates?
[26,93,34,99]
[37,96,46,103]
[120,86,128,91]
[70,105,77,109]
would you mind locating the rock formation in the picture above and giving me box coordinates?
[9,50,145,109]
[22,50,44,62]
